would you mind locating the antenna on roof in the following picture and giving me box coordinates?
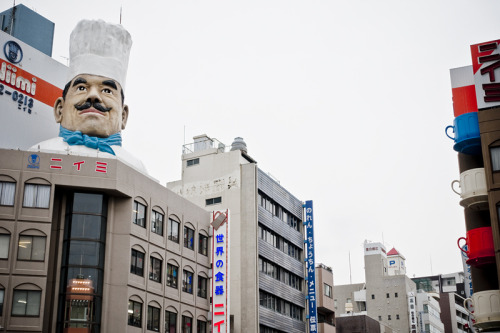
[119,6,122,24]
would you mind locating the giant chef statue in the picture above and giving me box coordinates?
[30,19,146,173]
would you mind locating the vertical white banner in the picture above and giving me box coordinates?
[211,210,230,333]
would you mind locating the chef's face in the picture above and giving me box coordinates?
[54,74,128,138]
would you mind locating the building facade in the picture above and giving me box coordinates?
[0,4,54,56]
[168,135,307,333]
[0,149,212,332]
[335,241,420,333]
[316,263,336,333]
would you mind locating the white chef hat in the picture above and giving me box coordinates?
[68,19,132,89]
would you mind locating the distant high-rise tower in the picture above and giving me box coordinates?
[0,4,54,56]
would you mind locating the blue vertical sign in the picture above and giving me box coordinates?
[304,200,317,332]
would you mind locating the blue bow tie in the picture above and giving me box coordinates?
[59,126,122,156]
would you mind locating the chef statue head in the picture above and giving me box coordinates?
[54,19,132,154]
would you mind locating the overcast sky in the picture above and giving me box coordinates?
[4,0,500,286]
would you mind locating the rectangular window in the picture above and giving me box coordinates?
[0,234,10,259]
[0,289,3,316]
[0,181,15,206]
[388,315,391,320]
[11,290,41,316]
[23,184,50,208]
[130,249,144,276]
[186,158,199,166]
[396,314,400,320]
[197,319,206,333]
[184,227,194,250]
[182,316,192,333]
[168,219,180,243]
[205,197,222,206]
[147,305,161,332]
[198,234,208,256]
[386,293,390,298]
[491,146,500,171]
[17,235,46,261]
[395,292,398,298]
[133,201,146,227]
[151,210,164,235]
[128,300,142,327]
[371,294,375,299]
[324,283,332,298]
[149,257,162,283]
[165,310,177,332]
[183,270,193,294]
[198,276,207,298]
[167,263,178,289]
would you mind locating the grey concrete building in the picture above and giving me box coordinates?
[168,135,307,333]
[335,241,419,333]
[0,148,211,332]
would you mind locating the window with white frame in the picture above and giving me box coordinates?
[23,184,50,208]
[324,283,332,298]
[0,181,15,206]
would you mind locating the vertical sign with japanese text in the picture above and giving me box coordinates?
[470,39,500,110]
[211,210,230,333]
[304,200,317,332]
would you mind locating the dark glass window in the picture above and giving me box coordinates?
[133,201,146,227]
[182,316,192,333]
[187,158,199,166]
[167,264,178,289]
[0,289,3,315]
[130,249,144,276]
[198,234,208,256]
[11,290,41,316]
[165,310,177,332]
[151,210,164,236]
[168,219,180,243]
[183,270,193,294]
[198,276,207,298]
[128,300,142,327]
[147,305,161,332]
[184,227,194,250]
[197,320,206,333]
[58,192,107,331]
[205,197,221,206]
[17,235,46,261]
[149,257,162,283]
[0,234,10,259]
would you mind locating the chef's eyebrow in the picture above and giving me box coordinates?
[102,80,118,90]
[72,77,87,86]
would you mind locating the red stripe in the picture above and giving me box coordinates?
[452,85,478,117]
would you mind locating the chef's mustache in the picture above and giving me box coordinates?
[75,100,112,112]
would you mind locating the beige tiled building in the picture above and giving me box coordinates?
[0,148,211,332]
